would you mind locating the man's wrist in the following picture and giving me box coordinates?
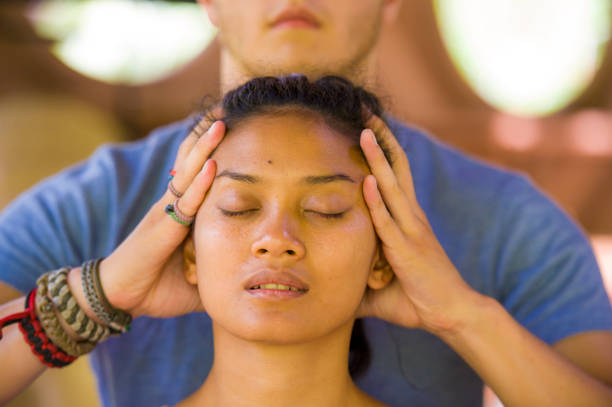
[97,257,140,318]
[66,267,108,326]
[436,289,502,348]
[84,259,132,331]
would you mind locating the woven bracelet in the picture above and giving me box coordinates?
[83,258,132,333]
[1,284,78,367]
[81,260,118,336]
[49,267,110,343]
[19,288,76,368]
[36,272,96,357]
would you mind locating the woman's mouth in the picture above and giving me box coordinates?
[250,283,306,292]
[244,270,310,299]
[247,283,308,299]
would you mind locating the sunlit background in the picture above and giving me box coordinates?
[28,0,611,115]
[435,0,610,115]
[29,0,217,84]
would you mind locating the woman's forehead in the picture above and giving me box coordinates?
[213,113,368,173]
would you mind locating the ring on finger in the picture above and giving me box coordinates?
[168,179,183,198]
[164,199,194,227]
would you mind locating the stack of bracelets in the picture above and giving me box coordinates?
[0,258,131,368]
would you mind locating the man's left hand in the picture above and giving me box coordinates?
[357,115,485,337]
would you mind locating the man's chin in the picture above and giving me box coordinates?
[245,56,353,81]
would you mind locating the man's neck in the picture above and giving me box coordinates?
[182,321,367,407]
[219,49,379,94]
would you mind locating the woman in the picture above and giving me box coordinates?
[0,75,395,406]
[175,75,395,406]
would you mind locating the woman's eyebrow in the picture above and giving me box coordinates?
[215,170,258,184]
[303,174,355,184]
[215,170,355,185]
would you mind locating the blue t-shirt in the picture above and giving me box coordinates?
[1,116,611,407]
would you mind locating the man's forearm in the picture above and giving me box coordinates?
[0,267,109,403]
[440,293,612,407]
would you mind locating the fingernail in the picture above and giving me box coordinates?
[369,129,378,145]
[202,160,210,172]
[208,121,218,134]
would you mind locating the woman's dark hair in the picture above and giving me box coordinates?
[195,74,393,166]
[194,74,394,378]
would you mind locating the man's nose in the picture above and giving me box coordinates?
[251,213,305,260]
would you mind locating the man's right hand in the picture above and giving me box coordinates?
[90,117,225,318]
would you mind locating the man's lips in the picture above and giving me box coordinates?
[270,7,320,29]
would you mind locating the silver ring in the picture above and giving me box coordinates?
[168,179,183,198]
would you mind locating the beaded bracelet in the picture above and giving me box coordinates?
[82,258,132,333]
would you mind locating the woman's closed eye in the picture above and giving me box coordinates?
[219,208,258,217]
[219,208,347,219]
[305,210,346,219]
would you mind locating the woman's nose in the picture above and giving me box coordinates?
[251,215,305,260]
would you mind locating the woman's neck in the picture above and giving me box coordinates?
[180,320,374,407]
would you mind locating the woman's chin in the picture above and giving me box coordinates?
[210,310,356,347]
[210,316,332,345]
[205,295,358,345]
[225,320,321,345]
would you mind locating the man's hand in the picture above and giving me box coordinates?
[99,114,225,319]
[357,115,486,337]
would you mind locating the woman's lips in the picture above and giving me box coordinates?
[244,270,309,291]
[244,271,309,300]
[247,286,307,299]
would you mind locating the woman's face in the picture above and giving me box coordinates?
[192,111,380,344]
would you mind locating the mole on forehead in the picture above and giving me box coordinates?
[267,160,273,164]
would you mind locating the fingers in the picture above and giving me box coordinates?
[360,129,408,222]
[173,107,224,169]
[361,118,427,230]
[364,115,420,211]
[136,159,215,255]
[174,132,199,171]
[165,120,225,204]
[362,175,405,250]
[171,159,216,218]
[361,132,423,235]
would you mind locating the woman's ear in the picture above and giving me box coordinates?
[367,246,394,290]
[183,234,198,285]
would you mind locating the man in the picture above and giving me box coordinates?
[1,1,611,406]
